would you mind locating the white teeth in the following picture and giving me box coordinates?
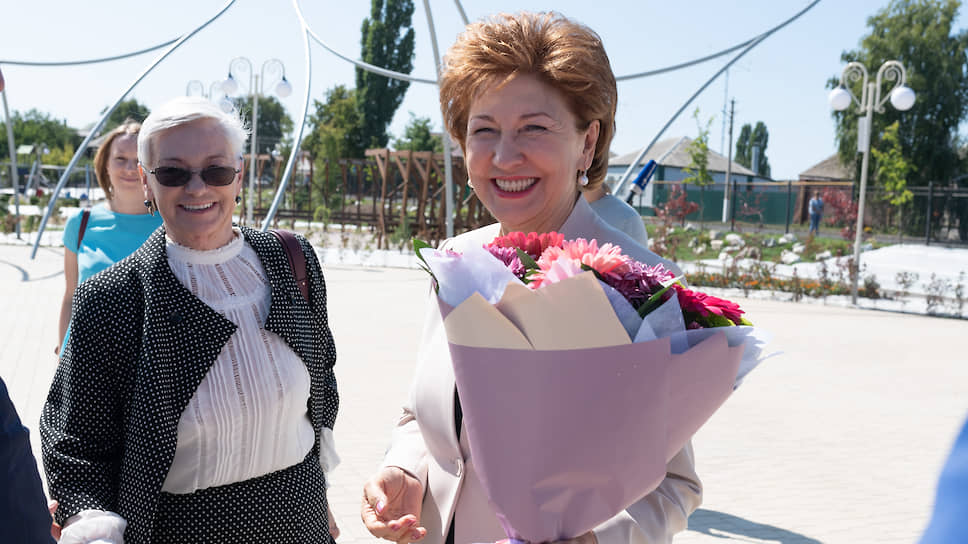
[183,203,214,211]
[495,178,536,192]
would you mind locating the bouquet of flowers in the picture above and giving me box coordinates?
[415,231,770,544]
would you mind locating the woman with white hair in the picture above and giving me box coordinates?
[41,97,340,543]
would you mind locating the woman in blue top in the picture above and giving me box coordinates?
[57,120,162,354]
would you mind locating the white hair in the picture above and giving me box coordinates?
[138,96,248,166]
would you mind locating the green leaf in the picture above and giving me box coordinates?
[411,238,439,292]
[702,314,735,328]
[636,281,679,318]
[412,238,433,263]
[515,248,539,270]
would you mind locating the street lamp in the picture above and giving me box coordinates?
[221,57,292,226]
[828,60,915,304]
[25,143,50,195]
[186,80,235,113]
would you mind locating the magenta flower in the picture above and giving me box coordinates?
[673,285,746,326]
[600,262,676,310]
[486,245,528,280]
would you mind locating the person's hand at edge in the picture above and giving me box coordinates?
[553,531,598,544]
[361,466,427,543]
[48,500,62,540]
[328,503,340,540]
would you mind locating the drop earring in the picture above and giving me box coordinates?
[467,178,474,190]
[143,199,155,217]
[578,170,589,187]
[235,195,242,204]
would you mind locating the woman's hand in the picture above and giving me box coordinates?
[361,466,427,543]
[327,503,339,539]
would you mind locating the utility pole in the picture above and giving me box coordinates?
[721,98,735,223]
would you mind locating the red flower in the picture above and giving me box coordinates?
[488,231,564,260]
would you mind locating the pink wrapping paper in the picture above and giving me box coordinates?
[449,330,743,543]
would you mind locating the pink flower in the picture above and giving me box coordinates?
[530,256,585,288]
[537,238,629,276]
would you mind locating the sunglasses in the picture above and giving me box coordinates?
[147,165,240,187]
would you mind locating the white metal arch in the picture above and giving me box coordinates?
[12,0,823,254]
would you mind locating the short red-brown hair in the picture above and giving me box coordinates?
[93,120,140,200]
[439,11,617,190]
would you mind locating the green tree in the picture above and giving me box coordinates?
[393,112,442,152]
[871,121,913,232]
[101,98,150,131]
[734,124,752,169]
[682,109,714,229]
[872,121,912,207]
[45,143,77,167]
[303,85,366,207]
[304,85,365,162]
[356,0,415,150]
[750,122,771,178]
[829,0,968,238]
[232,95,294,156]
[0,109,80,154]
[733,121,771,177]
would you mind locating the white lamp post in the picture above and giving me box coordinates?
[186,80,235,113]
[221,57,291,226]
[828,60,915,304]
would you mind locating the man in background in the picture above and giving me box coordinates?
[808,191,824,236]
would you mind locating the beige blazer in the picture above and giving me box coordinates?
[382,198,701,544]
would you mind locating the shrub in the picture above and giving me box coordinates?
[820,187,857,240]
[657,185,698,228]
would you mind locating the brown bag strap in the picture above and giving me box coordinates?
[76,209,91,250]
[270,229,309,303]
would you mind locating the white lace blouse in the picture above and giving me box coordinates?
[60,228,339,543]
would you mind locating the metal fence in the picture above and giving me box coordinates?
[246,151,491,249]
[644,178,968,245]
[6,158,965,247]
[0,162,99,200]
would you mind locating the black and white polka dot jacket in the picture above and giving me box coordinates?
[40,225,338,542]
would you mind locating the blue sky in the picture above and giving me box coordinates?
[1,0,964,181]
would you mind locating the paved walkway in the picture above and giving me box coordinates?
[1,242,965,543]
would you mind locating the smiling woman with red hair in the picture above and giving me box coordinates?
[361,11,698,544]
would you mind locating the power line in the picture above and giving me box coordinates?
[612,0,822,199]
